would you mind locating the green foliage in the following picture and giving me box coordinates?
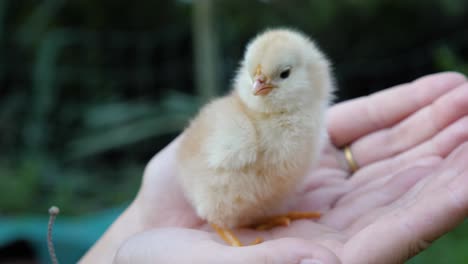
[0,159,41,213]
[410,221,468,263]
[434,45,468,75]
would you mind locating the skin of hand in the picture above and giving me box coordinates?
[80,72,468,264]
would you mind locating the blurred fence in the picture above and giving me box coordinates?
[28,28,200,159]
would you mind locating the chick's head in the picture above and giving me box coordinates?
[235,29,333,114]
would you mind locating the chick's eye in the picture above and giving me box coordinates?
[280,69,290,79]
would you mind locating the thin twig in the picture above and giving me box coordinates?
[48,206,60,264]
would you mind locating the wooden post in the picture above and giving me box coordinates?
[192,0,219,102]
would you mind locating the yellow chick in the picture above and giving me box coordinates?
[177,28,334,246]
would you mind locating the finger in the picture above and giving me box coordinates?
[114,228,341,264]
[347,115,468,188]
[337,156,441,210]
[321,160,438,231]
[391,115,468,167]
[334,129,467,233]
[342,143,468,264]
[348,82,468,167]
[402,141,468,206]
[327,72,466,147]
[318,142,348,170]
[296,166,350,211]
[336,158,441,236]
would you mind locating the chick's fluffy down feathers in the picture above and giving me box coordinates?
[177,29,334,228]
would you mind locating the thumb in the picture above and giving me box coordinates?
[114,228,340,264]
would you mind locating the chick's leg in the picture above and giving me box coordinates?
[211,223,243,247]
[254,211,321,231]
[211,212,319,246]
[211,223,263,246]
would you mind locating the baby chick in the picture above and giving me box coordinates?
[177,28,334,246]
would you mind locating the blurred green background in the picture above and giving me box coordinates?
[0,0,467,263]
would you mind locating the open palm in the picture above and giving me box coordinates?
[85,73,468,264]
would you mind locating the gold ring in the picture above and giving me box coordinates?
[344,145,359,173]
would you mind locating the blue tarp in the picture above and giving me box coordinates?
[0,206,124,263]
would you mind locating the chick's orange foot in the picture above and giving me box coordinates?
[211,223,262,247]
[253,211,321,231]
[211,211,320,247]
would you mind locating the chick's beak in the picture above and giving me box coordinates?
[253,66,274,96]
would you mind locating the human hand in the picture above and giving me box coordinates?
[117,140,468,264]
[83,72,468,264]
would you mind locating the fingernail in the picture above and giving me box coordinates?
[300,259,323,264]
